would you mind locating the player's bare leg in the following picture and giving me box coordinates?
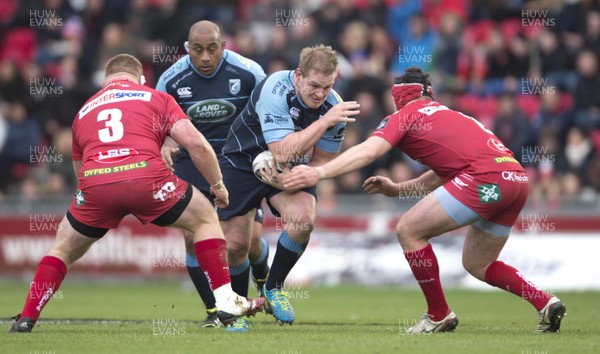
[9,216,99,332]
[220,209,256,297]
[169,187,264,325]
[395,191,462,334]
[263,191,316,324]
[463,225,566,332]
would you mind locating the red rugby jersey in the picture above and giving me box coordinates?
[72,80,187,186]
[371,99,524,181]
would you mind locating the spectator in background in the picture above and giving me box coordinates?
[584,11,600,57]
[0,101,41,192]
[0,59,26,102]
[531,91,573,144]
[433,11,462,90]
[493,92,532,162]
[573,49,600,130]
[391,13,436,75]
[43,55,92,141]
[529,127,561,208]
[557,126,595,189]
[532,29,577,92]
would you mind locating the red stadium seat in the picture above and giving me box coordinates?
[0,28,37,66]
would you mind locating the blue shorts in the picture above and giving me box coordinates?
[217,163,317,220]
[434,186,512,237]
[175,156,264,223]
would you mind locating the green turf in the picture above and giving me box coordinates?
[1,282,598,354]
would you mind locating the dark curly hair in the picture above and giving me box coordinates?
[394,66,433,98]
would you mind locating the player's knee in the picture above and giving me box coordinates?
[227,238,250,264]
[395,217,412,246]
[282,205,315,234]
[285,213,314,235]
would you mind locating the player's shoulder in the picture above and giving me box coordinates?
[261,70,293,93]
[325,89,343,106]
[77,82,159,119]
[223,49,265,76]
[156,55,193,88]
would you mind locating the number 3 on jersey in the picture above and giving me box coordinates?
[97,108,124,143]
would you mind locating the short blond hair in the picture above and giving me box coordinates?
[298,44,338,76]
[104,54,143,77]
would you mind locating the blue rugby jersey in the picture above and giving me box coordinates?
[221,70,347,171]
[156,49,265,157]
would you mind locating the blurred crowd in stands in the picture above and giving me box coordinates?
[0,0,599,208]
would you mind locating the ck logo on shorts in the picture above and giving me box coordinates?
[478,183,502,203]
[75,190,85,206]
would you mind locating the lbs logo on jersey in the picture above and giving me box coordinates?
[187,99,237,123]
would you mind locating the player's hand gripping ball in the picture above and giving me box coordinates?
[252,150,288,185]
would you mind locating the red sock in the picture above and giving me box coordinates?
[485,260,550,311]
[194,238,230,291]
[21,256,67,321]
[404,244,450,321]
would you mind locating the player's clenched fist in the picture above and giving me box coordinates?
[321,101,360,127]
[362,176,400,197]
[210,180,229,208]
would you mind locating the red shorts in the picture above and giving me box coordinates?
[68,173,189,230]
[443,170,529,227]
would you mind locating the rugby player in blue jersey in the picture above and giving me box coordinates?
[156,21,270,329]
[219,44,360,330]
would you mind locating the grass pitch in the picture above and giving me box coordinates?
[1,282,598,354]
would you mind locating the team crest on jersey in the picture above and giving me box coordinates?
[487,138,511,154]
[229,79,241,95]
[289,107,300,120]
[177,87,192,98]
[376,117,390,130]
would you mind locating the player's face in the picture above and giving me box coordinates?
[294,69,336,109]
[188,33,225,76]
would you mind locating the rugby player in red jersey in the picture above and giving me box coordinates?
[279,67,566,333]
[8,54,264,333]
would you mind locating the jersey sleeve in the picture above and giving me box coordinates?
[316,122,346,153]
[256,84,294,144]
[155,72,168,93]
[370,113,405,146]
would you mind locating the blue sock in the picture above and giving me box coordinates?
[265,231,307,290]
[230,258,250,297]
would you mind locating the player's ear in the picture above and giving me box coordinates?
[139,75,146,85]
[184,41,190,53]
[221,40,226,50]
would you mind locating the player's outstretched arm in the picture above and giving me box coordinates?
[364,170,444,197]
[281,136,392,190]
[269,101,360,163]
[170,119,228,208]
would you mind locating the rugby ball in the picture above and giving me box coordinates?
[252,150,275,183]
[253,150,290,184]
